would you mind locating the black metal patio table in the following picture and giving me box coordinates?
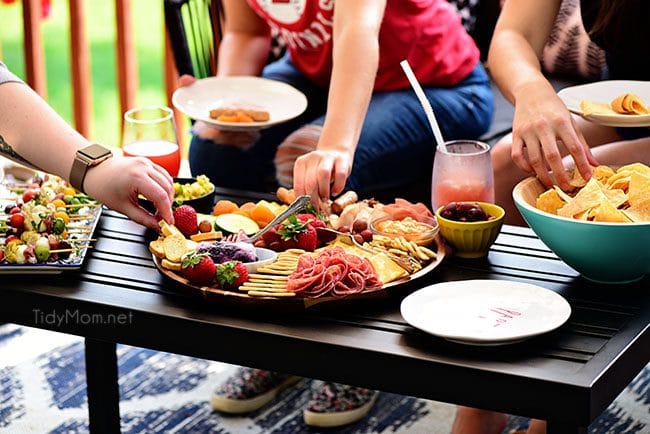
[1,188,648,434]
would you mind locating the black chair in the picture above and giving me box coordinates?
[164,0,221,79]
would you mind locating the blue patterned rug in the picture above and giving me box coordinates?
[0,324,648,433]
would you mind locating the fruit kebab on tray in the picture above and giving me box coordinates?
[0,171,100,266]
[150,184,444,302]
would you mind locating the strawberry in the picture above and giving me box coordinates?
[173,204,198,237]
[295,213,333,244]
[181,252,216,284]
[216,261,249,290]
[261,223,282,246]
[296,213,326,229]
[295,224,318,251]
[277,215,319,251]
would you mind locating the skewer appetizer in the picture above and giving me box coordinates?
[1,171,100,266]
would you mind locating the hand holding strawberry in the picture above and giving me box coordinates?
[173,205,199,237]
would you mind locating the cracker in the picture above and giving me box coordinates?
[247,290,296,297]
[255,268,294,275]
[161,258,182,271]
[248,273,289,280]
[240,284,289,291]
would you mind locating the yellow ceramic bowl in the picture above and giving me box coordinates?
[435,202,505,258]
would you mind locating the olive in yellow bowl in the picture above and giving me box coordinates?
[435,202,505,258]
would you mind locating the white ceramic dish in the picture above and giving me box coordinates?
[172,76,308,131]
[400,279,571,346]
[245,247,278,274]
[558,80,650,127]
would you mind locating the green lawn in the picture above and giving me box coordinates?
[0,0,182,150]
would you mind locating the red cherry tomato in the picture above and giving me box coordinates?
[0,250,4,262]
[22,189,40,203]
[8,213,25,230]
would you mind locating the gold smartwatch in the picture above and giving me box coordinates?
[69,144,113,192]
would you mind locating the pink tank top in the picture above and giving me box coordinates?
[247,0,479,90]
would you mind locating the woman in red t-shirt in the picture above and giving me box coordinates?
[181,0,493,428]
[186,0,493,207]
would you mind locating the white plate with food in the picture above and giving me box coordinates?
[172,76,308,131]
[400,279,571,346]
[558,80,650,127]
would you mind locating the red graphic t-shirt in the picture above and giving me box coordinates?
[247,0,479,90]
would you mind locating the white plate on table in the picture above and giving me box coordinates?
[172,76,308,131]
[400,279,571,346]
[558,80,650,127]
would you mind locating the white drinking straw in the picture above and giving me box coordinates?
[400,59,445,147]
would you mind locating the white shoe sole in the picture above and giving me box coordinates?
[303,392,378,428]
[210,376,302,414]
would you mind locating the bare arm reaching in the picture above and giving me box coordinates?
[0,79,174,229]
[488,0,598,189]
[293,0,386,205]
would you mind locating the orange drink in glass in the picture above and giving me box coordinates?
[431,140,494,211]
[122,106,181,177]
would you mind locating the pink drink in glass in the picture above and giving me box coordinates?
[123,140,180,177]
[122,106,181,177]
[431,140,494,211]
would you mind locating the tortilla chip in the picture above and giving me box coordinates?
[611,93,649,115]
[606,170,633,189]
[536,189,566,215]
[569,168,588,188]
[628,172,650,206]
[617,162,650,177]
[580,100,617,116]
[552,185,574,203]
[622,199,650,222]
[592,199,631,223]
[557,178,608,218]
[592,165,616,183]
[601,188,628,209]
[533,161,650,224]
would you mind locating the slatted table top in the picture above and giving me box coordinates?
[1,189,648,428]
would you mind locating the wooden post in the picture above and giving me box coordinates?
[115,0,137,135]
[22,0,47,97]
[69,0,92,138]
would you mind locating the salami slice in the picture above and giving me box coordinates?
[287,246,381,298]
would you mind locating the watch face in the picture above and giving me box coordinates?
[81,144,112,160]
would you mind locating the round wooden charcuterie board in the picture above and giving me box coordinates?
[153,234,447,311]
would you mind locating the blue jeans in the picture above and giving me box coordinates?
[190,55,494,194]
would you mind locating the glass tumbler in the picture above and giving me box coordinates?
[122,106,181,177]
[431,140,495,211]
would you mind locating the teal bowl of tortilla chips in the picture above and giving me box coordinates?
[512,164,650,284]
